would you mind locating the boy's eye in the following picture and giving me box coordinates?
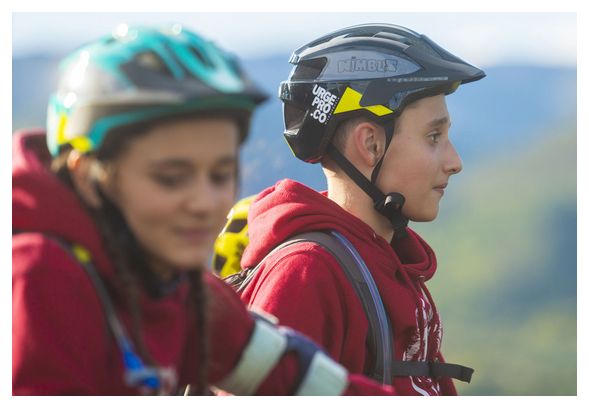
[428,132,441,144]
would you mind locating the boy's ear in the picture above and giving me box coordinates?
[66,151,106,209]
[350,121,385,168]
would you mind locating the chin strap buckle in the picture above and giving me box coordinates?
[375,193,409,239]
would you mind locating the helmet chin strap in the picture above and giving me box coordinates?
[325,121,409,240]
[370,121,409,239]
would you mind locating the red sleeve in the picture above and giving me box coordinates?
[206,271,397,395]
[12,236,108,395]
[205,272,257,383]
[205,272,299,394]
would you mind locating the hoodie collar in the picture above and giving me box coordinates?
[242,179,437,281]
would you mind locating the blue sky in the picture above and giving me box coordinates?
[12,12,576,68]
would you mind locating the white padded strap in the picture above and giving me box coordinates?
[216,317,287,395]
[295,351,349,396]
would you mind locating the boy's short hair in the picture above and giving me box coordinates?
[330,116,368,152]
[322,114,401,169]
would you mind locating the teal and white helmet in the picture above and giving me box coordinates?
[47,24,268,156]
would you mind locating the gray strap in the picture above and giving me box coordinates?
[236,230,474,384]
[293,231,393,385]
[301,232,474,384]
[236,230,393,385]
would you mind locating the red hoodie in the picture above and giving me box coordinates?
[12,130,394,396]
[241,179,459,396]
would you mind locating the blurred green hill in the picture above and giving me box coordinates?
[412,121,576,395]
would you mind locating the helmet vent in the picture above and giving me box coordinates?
[373,32,411,45]
[189,46,214,69]
[291,57,327,81]
[284,103,306,131]
[135,52,174,77]
[213,253,227,273]
[342,32,373,39]
[225,218,247,233]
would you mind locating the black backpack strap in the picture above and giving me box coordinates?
[390,360,473,383]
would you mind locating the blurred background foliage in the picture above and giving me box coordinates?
[12,14,576,395]
[415,124,576,395]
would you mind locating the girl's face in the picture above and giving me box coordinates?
[104,117,239,276]
[378,94,463,222]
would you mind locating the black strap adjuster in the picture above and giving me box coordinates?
[390,360,474,383]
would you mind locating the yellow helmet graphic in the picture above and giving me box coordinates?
[213,195,256,278]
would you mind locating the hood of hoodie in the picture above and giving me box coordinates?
[241,179,437,281]
[12,130,116,282]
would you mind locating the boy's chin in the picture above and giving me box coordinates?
[407,209,438,222]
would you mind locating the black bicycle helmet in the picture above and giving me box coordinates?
[279,23,485,237]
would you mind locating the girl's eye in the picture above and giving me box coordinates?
[211,171,234,186]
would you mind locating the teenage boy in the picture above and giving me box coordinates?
[240,24,485,396]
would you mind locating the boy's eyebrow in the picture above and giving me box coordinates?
[427,116,451,128]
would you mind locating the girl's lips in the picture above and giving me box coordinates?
[174,228,214,243]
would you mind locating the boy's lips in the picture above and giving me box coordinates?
[433,182,447,195]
